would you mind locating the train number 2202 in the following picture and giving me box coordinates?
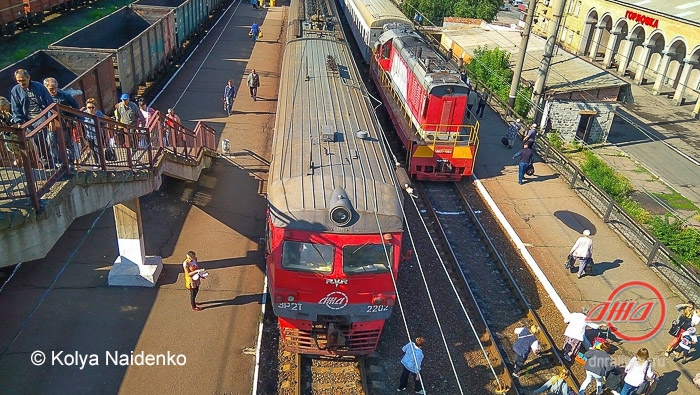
[367,305,389,313]
[278,302,303,311]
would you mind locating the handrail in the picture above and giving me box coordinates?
[0,103,217,212]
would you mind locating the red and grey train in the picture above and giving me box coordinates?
[339,0,480,181]
[265,0,405,356]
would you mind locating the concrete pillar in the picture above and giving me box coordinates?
[617,37,636,76]
[652,51,675,96]
[634,43,653,85]
[693,98,700,118]
[602,31,622,68]
[672,59,697,105]
[588,25,605,60]
[108,198,162,287]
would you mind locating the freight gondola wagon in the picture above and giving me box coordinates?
[0,0,24,36]
[49,5,176,97]
[0,49,117,112]
[133,0,209,49]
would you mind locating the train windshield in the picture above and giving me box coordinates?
[281,241,333,273]
[343,244,392,274]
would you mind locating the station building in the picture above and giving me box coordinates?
[531,0,700,115]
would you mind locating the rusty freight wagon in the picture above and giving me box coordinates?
[49,5,176,97]
[0,0,24,36]
[23,0,67,25]
[132,0,210,49]
[0,49,117,112]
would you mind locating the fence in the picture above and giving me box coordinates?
[0,102,216,212]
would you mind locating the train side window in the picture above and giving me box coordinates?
[281,241,333,273]
[342,244,392,274]
[381,43,390,59]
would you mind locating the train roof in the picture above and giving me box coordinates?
[268,32,403,234]
[346,0,411,29]
[379,26,468,94]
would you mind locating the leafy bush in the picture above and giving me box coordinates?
[580,151,633,201]
[649,215,700,266]
[548,133,563,150]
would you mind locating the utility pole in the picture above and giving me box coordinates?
[507,0,539,113]
[530,0,567,120]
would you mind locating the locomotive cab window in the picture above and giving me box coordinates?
[343,244,392,274]
[281,241,333,273]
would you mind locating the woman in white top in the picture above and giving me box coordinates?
[620,348,654,395]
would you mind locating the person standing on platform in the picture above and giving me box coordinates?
[183,251,203,311]
[569,230,594,279]
[224,80,236,116]
[250,22,260,40]
[562,310,600,362]
[512,325,540,378]
[620,348,654,395]
[665,302,696,356]
[396,337,425,394]
[247,69,261,101]
[506,118,521,148]
[512,142,533,185]
[525,123,538,147]
[475,88,489,119]
[466,86,478,119]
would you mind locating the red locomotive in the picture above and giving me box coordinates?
[371,24,480,181]
[265,0,405,356]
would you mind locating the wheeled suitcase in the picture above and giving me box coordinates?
[584,257,594,275]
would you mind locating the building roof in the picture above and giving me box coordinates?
[443,24,629,96]
[608,0,700,27]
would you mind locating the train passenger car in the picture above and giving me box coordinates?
[371,24,479,181]
[266,0,405,356]
[337,0,411,63]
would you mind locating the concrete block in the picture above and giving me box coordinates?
[108,256,163,287]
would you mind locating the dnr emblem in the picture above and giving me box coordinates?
[326,279,348,287]
[318,291,349,310]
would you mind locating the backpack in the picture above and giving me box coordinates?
[604,366,625,391]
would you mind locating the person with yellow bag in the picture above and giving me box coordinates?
[250,22,260,41]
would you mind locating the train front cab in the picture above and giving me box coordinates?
[371,41,479,181]
[266,225,402,356]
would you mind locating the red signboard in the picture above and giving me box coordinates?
[625,10,659,28]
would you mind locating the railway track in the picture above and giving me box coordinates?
[409,180,580,394]
[278,352,368,395]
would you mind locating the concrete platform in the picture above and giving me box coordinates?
[475,104,700,393]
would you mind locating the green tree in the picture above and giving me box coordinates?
[465,45,532,118]
[402,0,499,24]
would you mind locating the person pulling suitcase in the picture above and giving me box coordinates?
[567,229,594,279]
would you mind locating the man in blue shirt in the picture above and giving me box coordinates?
[223,80,236,116]
[10,69,56,168]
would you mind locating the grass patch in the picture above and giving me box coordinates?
[652,191,698,211]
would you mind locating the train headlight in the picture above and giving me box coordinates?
[287,295,296,302]
[373,297,384,305]
[330,206,351,225]
[328,188,353,226]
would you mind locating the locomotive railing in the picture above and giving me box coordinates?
[0,103,216,212]
[421,123,480,147]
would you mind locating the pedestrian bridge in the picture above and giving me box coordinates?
[0,103,218,285]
